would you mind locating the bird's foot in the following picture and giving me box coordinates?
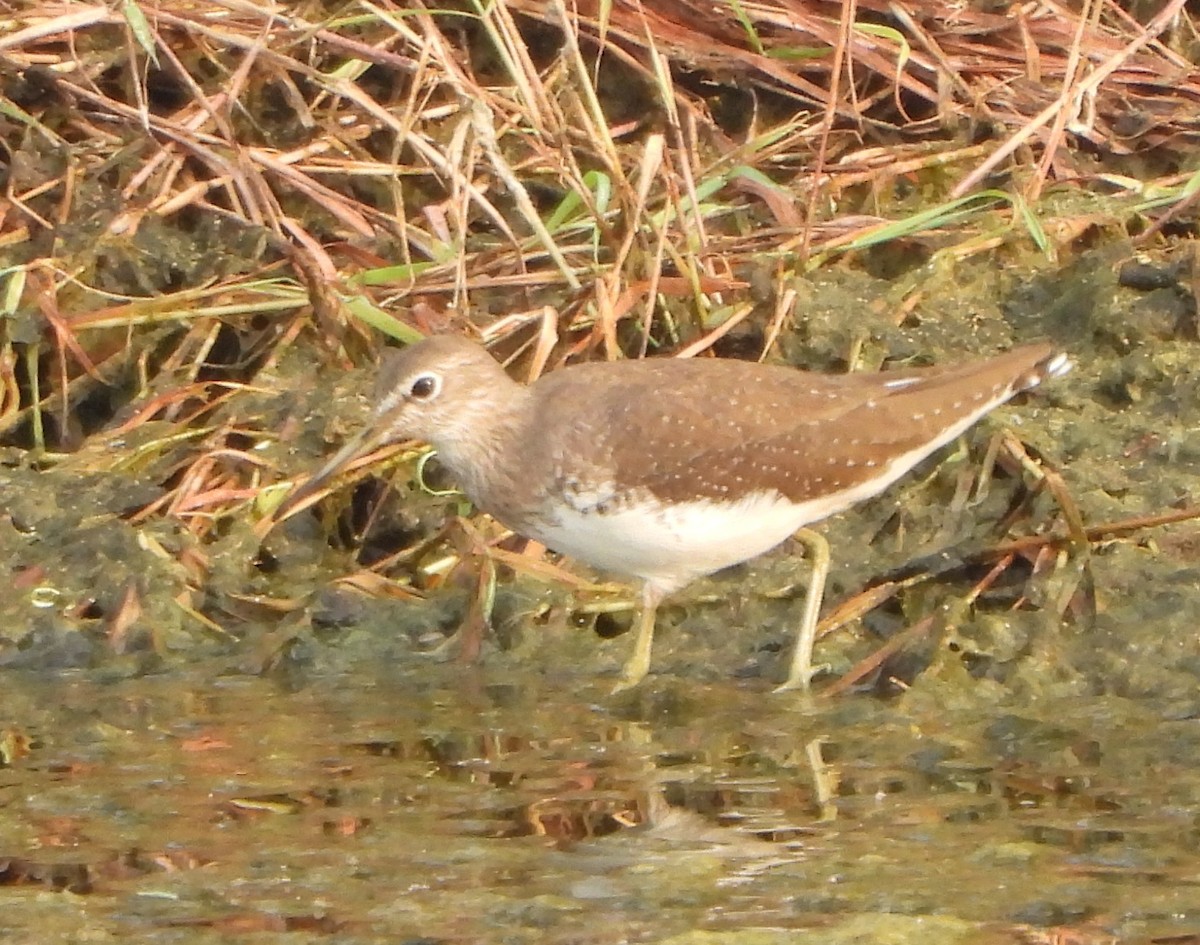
[773,662,830,694]
[611,654,651,694]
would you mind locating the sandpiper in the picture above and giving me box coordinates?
[280,336,1070,691]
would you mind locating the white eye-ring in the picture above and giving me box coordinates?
[408,371,442,401]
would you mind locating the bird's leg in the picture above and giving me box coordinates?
[775,527,832,692]
[611,583,664,693]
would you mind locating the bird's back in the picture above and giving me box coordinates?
[519,344,1061,509]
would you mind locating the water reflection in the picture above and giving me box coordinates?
[2,667,1198,942]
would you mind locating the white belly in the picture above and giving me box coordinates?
[529,490,832,596]
[521,401,1010,594]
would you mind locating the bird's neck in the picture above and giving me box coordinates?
[430,383,536,516]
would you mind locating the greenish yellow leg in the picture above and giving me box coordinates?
[611,585,662,693]
[775,527,832,692]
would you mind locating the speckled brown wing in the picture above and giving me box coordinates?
[528,344,1059,509]
[524,356,858,511]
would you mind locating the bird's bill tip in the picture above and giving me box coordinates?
[271,426,386,522]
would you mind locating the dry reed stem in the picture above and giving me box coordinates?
[0,0,1193,592]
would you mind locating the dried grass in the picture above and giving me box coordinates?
[0,0,1196,619]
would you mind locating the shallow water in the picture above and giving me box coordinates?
[5,662,1199,944]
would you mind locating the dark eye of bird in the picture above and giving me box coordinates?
[410,374,437,400]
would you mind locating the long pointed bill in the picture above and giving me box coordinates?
[273,423,394,522]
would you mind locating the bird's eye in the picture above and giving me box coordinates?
[409,373,440,400]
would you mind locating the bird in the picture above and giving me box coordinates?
[277,335,1070,692]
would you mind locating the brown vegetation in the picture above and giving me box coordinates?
[0,0,1197,662]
